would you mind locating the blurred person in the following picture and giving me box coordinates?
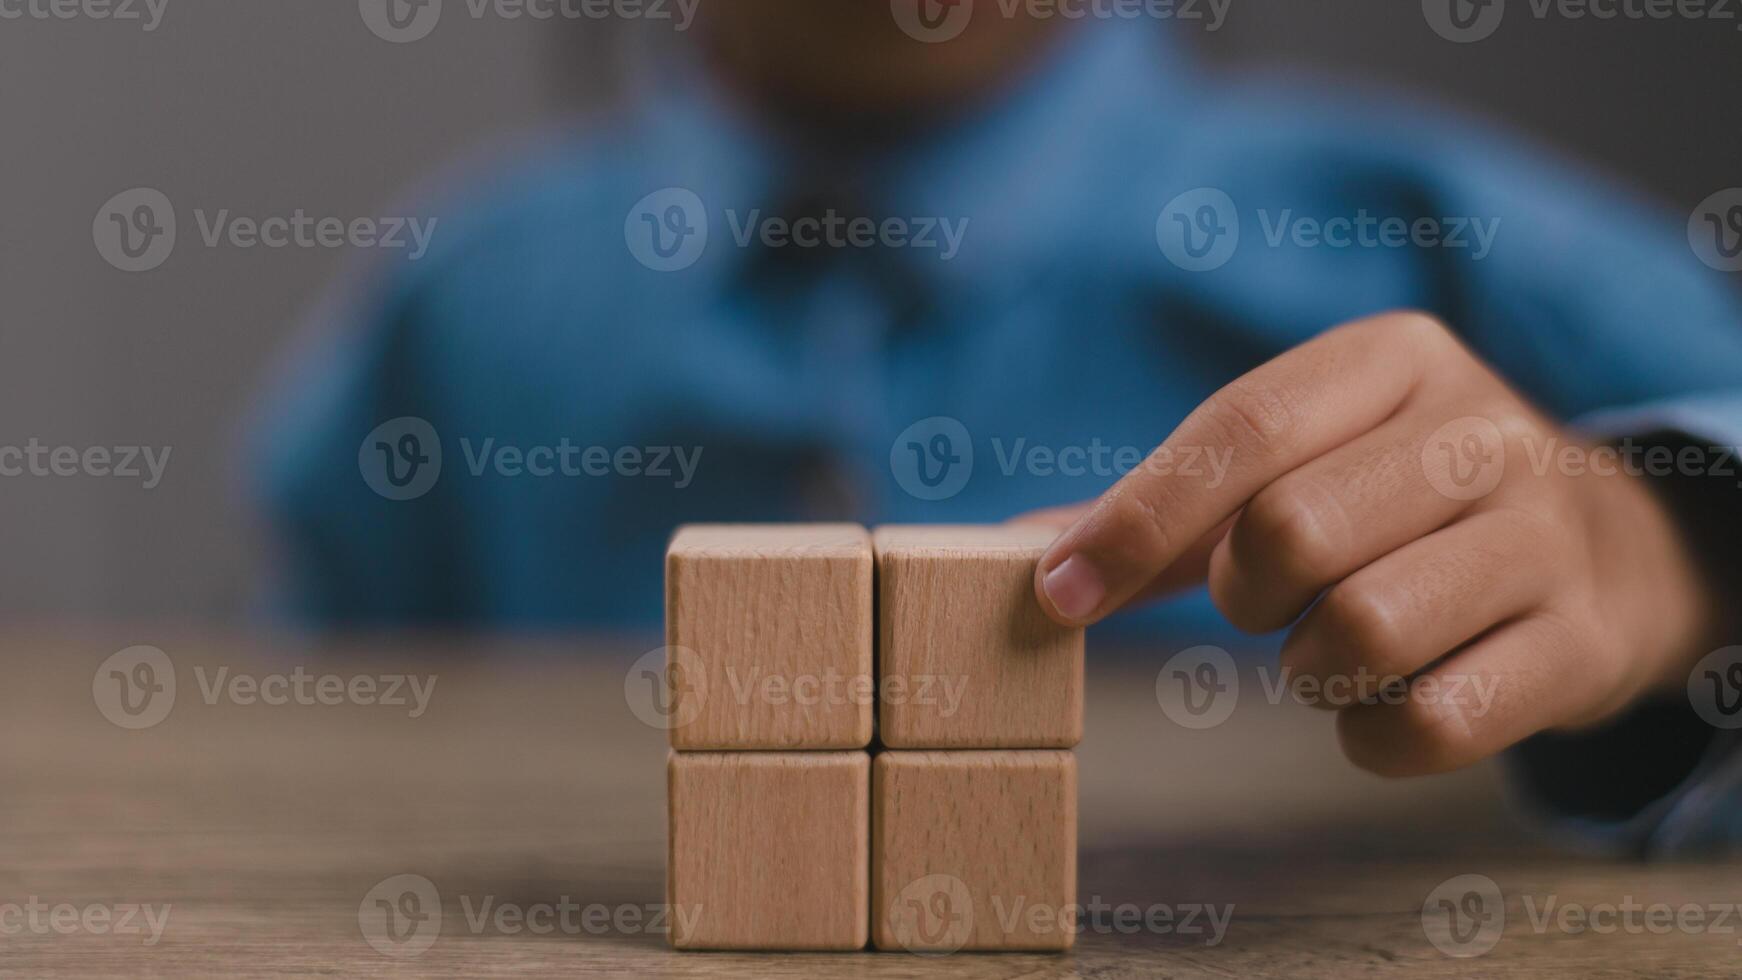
[252,6,1742,853]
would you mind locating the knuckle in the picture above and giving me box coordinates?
[1389,309,1456,345]
[1240,481,1345,583]
[1103,480,1180,561]
[1348,309,1457,359]
[1206,560,1270,635]
[1201,381,1299,461]
[1493,505,1561,555]
[1317,583,1405,672]
[1391,692,1478,772]
[1490,407,1543,448]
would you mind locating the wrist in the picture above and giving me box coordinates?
[1584,438,1728,697]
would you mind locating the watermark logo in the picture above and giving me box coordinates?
[95,189,437,270]
[626,187,708,272]
[1422,874,1505,957]
[1690,189,1742,273]
[1689,646,1742,729]
[0,899,172,945]
[1518,436,1742,487]
[893,0,1228,39]
[891,0,974,42]
[1161,191,1501,271]
[1430,0,1742,41]
[94,187,176,272]
[359,0,442,41]
[0,441,171,489]
[724,209,968,260]
[0,0,168,30]
[889,424,1233,501]
[1157,659,1495,729]
[363,0,697,40]
[94,649,437,730]
[625,646,708,731]
[1422,0,1505,42]
[93,645,176,730]
[1158,188,1240,272]
[360,874,699,955]
[891,416,974,501]
[888,874,975,955]
[1155,645,1239,729]
[359,874,443,958]
[1422,416,1506,501]
[360,417,443,501]
[628,190,967,269]
[458,439,701,488]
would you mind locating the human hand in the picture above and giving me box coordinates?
[1022,312,1720,775]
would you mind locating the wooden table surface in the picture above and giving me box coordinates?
[0,628,1734,977]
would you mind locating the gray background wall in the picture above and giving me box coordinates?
[2,1,1736,621]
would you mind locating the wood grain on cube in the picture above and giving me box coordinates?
[667,751,870,950]
[666,524,873,749]
[872,750,1077,952]
[874,525,1083,748]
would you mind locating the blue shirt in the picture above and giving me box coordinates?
[251,26,1742,853]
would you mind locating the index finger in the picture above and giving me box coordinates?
[1034,312,1452,626]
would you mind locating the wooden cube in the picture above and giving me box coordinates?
[667,751,870,950]
[666,524,873,749]
[874,525,1083,748]
[872,751,1077,952]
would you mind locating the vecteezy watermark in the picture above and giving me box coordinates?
[889,874,976,955]
[1520,435,1742,487]
[1154,645,1240,730]
[890,0,1230,43]
[1154,645,1500,730]
[359,0,700,43]
[0,899,172,946]
[1690,188,1742,272]
[1421,420,1742,503]
[885,875,1233,955]
[358,873,701,957]
[1420,0,1507,42]
[625,646,708,731]
[358,417,703,501]
[890,417,975,502]
[0,0,168,31]
[888,416,1233,502]
[92,646,438,730]
[623,187,969,272]
[93,188,437,273]
[1421,874,1506,957]
[1423,873,1742,958]
[1421,416,1507,502]
[0,440,171,490]
[1425,0,1742,43]
[1689,646,1742,729]
[359,874,442,958]
[623,647,965,732]
[1157,189,1501,272]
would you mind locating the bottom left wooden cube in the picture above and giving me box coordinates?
[667,751,870,950]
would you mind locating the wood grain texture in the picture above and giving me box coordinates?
[668,751,870,951]
[873,525,1084,748]
[4,628,1739,976]
[872,750,1077,952]
[666,524,873,749]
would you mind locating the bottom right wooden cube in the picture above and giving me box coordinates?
[872,750,1077,953]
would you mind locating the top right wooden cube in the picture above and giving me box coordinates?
[874,525,1084,749]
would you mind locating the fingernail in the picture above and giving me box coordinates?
[1042,554,1106,623]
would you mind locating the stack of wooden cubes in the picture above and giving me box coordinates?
[665,524,1083,952]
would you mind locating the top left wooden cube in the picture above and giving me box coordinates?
[665,524,874,750]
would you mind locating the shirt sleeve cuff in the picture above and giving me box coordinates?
[1503,392,1742,857]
